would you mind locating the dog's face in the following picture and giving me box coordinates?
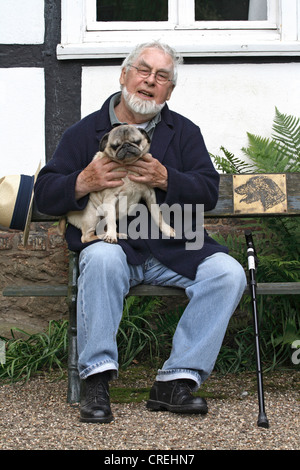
[99,125,151,164]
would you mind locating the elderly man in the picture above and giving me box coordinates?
[35,42,246,423]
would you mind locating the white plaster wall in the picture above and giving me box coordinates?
[0,68,45,176]
[0,0,44,44]
[81,63,300,164]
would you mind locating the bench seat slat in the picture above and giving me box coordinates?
[2,285,69,297]
[3,282,300,297]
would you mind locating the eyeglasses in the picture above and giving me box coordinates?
[129,65,174,85]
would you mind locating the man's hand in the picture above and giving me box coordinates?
[75,156,127,200]
[127,153,168,191]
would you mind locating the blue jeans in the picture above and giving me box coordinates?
[77,242,246,390]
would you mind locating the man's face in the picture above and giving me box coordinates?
[120,48,175,110]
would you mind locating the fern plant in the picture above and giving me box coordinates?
[213,147,255,174]
[272,107,300,170]
[212,107,300,174]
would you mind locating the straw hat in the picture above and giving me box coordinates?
[0,162,41,246]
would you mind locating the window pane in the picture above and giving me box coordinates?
[97,0,168,22]
[195,0,252,21]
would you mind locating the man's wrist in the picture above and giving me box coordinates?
[159,167,168,191]
[75,172,89,200]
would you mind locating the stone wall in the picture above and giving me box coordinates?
[0,222,69,337]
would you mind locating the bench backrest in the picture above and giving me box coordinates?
[32,173,300,222]
[207,173,300,218]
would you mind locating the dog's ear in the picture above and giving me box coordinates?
[137,128,151,144]
[99,133,110,152]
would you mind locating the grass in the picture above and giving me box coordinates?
[110,387,150,403]
[0,320,68,383]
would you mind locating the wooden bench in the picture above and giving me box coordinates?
[3,173,300,403]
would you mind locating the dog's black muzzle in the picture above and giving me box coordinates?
[117,143,140,161]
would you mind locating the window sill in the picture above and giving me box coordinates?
[57,41,300,60]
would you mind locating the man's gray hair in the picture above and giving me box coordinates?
[122,41,183,85]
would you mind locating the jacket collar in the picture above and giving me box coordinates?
[150,103,175,164]
[95,93,175,163]
[95,94,115,133]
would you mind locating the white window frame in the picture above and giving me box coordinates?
[57,0,300,60]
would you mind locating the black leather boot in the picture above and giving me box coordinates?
[146,380,208,414]
[80,372,114,423]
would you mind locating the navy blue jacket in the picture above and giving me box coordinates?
[35,94,228,279]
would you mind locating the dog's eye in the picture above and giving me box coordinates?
[110,144,119,150]
[134,140,141,146]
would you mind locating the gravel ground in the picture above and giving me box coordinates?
[0,368,299,451]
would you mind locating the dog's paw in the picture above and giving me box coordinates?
[161,226,176,238]
[103,234,118,244]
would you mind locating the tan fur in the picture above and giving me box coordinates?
[58,125,175,244]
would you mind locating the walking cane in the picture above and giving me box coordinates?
[245,230,269,428]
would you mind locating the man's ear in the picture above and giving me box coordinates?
[166,83,175,101]
[119,67,126,87]
[99,133,109,151]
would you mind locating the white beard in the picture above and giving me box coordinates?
[122,86,165,119]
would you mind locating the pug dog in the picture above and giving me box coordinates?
[58,125,175,244]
